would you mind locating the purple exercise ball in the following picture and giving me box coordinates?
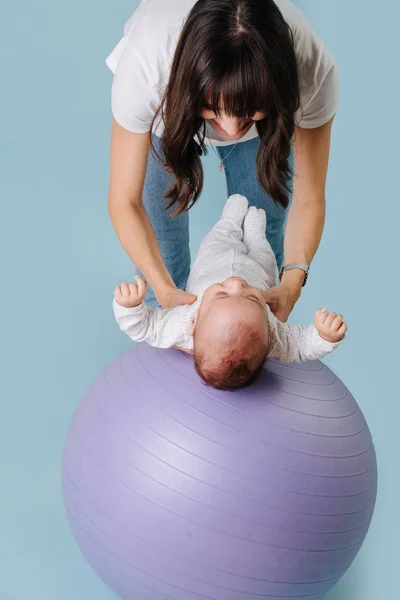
[62,343,377,600]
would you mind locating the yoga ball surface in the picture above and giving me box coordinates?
[62,344,377,600]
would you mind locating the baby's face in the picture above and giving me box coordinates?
[195,276,269,341]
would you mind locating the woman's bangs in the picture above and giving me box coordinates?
[203,53,271,118]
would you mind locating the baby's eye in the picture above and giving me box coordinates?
[244,294,262,304]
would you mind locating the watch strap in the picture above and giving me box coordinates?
[279,262,310,287]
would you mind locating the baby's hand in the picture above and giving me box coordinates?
[314,308,347,343]
[114,276,147,308]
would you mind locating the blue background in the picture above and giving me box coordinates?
[0,1,397,598]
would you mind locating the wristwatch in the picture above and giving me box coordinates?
[279,262,310,287]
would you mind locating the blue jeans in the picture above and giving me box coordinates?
[140,135,292,307]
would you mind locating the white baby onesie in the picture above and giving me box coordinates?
[113,195,342,362]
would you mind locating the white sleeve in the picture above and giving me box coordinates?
[107,43,159,133]
[296,63,340,129]
[113,299,185,348]
[267,310,343,363]
[291,7,340,129]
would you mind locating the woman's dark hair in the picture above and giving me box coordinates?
[151,0,301,216]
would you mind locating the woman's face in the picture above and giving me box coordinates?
[200,102,266,141]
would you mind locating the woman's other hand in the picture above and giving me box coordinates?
[262,284,300,322]
[157,286,197,309]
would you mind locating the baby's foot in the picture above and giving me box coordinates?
[243,207,267,244]
[221,194,249,224]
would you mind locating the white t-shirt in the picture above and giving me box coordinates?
[106,0,340,146]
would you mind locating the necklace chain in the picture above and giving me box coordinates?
[207,136,239,171]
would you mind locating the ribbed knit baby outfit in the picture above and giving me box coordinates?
[113,195,342,362]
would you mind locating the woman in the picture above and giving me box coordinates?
[106,0,339,322]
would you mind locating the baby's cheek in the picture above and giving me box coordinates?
[199,287,218,308]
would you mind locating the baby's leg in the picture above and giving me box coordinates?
[197,194,249,255]
[243,207,279,283]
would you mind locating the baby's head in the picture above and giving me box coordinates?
[191,277,269,390]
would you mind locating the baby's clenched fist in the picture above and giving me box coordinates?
[114,276,147,308]
[314,308,347,343]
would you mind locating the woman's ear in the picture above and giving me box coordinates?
[190,311,199,336]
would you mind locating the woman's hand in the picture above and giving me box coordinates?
[262,284,300,322]
[157,286,197,309]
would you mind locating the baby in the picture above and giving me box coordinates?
[113,195,347,390]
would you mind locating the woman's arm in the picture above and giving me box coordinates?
[264,116,335,321]
[107,118,196,308]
